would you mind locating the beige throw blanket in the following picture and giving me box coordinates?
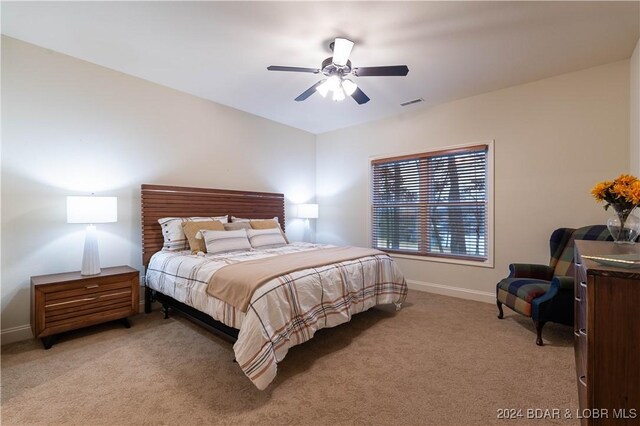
[207,246,384,312]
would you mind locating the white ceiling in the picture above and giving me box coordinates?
[2,1,639,134]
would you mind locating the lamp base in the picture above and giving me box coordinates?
[81,225,101,276]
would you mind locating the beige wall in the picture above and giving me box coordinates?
[1,35,633,343]
[316,60,630,301]
[631,38,640,175]
[1,37,316,341]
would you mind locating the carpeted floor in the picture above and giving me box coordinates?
[1,291,578,425]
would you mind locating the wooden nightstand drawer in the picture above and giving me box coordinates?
[45,289,132,325]
[31,266,139,349]
[42,275,133,299]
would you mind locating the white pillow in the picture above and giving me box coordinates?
[158,216,228,251]
[201,229,252,254]
[246,228,287,249]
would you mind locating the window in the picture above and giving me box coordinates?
[371,144,489,262]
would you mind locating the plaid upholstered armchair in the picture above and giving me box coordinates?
[496,225,612,346]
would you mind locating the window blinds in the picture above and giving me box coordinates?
[371,145,488,261]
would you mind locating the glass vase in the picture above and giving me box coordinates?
[607,205,640,244]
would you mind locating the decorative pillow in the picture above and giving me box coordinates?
[182,220,225,253]
[223,222,252,231]
[231,216,279,223]
[201,229,252,255]
[249,218,289,244]
[249,219,279,230]
[246,228,287,249]
[158,216,228,250]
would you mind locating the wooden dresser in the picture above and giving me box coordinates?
[574,241,640,425]
[31,266,139,349]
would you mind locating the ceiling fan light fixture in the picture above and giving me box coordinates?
[268,37,409,105]
[326,75,341,91]
[316,80,330,97]
[332,38,354,67]
[341,79,357,96]
[332,87,346,102]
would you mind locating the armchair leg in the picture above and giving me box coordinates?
[534,320,546,346]
[497,301,504,319]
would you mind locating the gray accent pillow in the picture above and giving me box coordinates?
[224,222,252,231]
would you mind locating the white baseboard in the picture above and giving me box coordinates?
[1,324,33,345]
[407,279,494,304]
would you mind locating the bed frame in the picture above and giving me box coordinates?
[141,184,286,342]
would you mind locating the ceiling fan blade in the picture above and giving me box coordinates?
[267,66,320,74]
[351,87,370,105]
[352,65,409,77]
[332,38,354,67]
[295,81,323,102]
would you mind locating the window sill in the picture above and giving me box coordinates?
[388,252,494,268]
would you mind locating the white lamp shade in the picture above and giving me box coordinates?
[326,75,341,91]
[332,87,346,102]
[316,80,330,97]
[332,38,354,67]
[342,79,357,96]
[297,203,319,219]
[67,196,117,224]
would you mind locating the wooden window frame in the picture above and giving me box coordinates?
[369,142,494,267]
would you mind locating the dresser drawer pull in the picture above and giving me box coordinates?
[580,282,587,288]
[575,296,581,302]
[579,328,587,336]
[85,284,99,289]
[579,376,587,387]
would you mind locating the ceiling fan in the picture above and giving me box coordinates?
[267,37,409,104]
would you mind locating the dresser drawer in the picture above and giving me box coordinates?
[575,262,587,290]
[574,329,587,380]
[575,282,588,331]
[577,374,588,423]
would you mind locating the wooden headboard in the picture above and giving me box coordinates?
[141,184,285,266]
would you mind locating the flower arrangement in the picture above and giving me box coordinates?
[591,174,640,211]
[591,174,640,243]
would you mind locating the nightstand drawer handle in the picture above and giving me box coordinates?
[580,282,587,288]
[85,284,99,289]
[579,376,587,387]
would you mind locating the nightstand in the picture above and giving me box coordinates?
[31,266,139,349]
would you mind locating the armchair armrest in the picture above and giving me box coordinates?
[551,275,575,291]
[508,263,554,280]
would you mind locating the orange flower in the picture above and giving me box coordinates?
[615,174,638,185]
[591,182,609,202]
[592,175,640,208]
[611,183,628,199]
[629,181,640,205]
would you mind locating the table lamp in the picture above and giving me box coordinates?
[296,203,318,243]
[296,203,319,220]
[67,196,117,275]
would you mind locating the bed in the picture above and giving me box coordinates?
[141,184,408,389]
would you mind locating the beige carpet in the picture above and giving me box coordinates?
[1,291,578,425]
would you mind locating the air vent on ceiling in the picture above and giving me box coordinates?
[400,98,424,107]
